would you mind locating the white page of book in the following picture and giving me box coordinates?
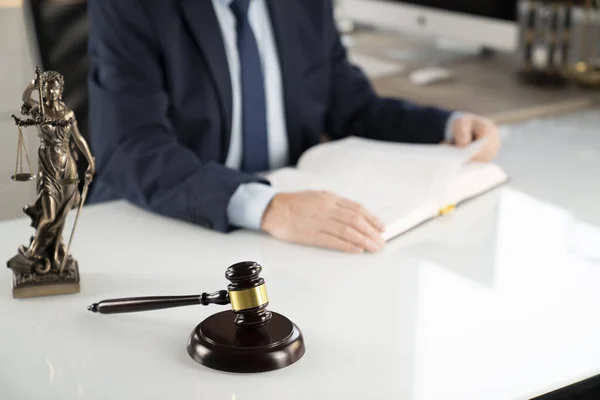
[440,162,509,208]
[296,137,488,201]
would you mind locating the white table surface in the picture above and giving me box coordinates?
[1,109,600,400]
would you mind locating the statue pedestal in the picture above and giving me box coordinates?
[7,253,80,299]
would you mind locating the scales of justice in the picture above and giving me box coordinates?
[6,66,95,299]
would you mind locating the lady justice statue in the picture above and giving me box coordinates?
[6,67,95,298]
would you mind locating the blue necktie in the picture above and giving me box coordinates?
[230,0,269,173]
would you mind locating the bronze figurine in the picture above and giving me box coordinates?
[6,67,95,299]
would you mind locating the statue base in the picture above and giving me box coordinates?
[7,253,80,299]
[187,310,305,373]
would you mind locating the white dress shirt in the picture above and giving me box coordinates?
[214,0,288,230]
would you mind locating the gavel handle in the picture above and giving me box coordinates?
[87,290,230,314]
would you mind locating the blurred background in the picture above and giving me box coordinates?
[1,0,37,220]
[0,0,598,220]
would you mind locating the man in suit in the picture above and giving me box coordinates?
[87,0,500,253]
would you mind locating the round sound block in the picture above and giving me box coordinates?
[187,310,305,373]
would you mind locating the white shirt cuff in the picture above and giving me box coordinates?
[227,182,279,230]
[444,111,464,143]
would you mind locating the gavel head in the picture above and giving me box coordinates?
[225,261,272,328]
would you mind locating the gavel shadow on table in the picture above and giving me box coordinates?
[88,262,305,373]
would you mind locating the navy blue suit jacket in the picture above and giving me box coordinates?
[87,0,453,232]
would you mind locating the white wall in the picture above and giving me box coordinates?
[0,7,38,221]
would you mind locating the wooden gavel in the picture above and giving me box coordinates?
[88,261,272,328]
[88,261,305,373]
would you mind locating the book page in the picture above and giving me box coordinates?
[382,200,438,241]
[439,162,509,208]
[297,137,487,201]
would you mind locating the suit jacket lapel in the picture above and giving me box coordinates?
[180,0,233,159]
[266,0,304,165]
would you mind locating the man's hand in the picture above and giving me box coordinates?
[261,191,386,254]
[450,114,501,162]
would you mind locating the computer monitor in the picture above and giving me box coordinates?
[338,0,520,52]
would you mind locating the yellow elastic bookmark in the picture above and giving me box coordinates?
[439,204,456,216]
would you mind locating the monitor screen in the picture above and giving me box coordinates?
[386,0,518,22]
[340,0,520,51]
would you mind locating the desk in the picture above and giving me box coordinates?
[349,30,600,125]
[1,109,600,399]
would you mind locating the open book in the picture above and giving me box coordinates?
[265,137,509,241]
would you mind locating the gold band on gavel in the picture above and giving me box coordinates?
[228,284,269,311]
